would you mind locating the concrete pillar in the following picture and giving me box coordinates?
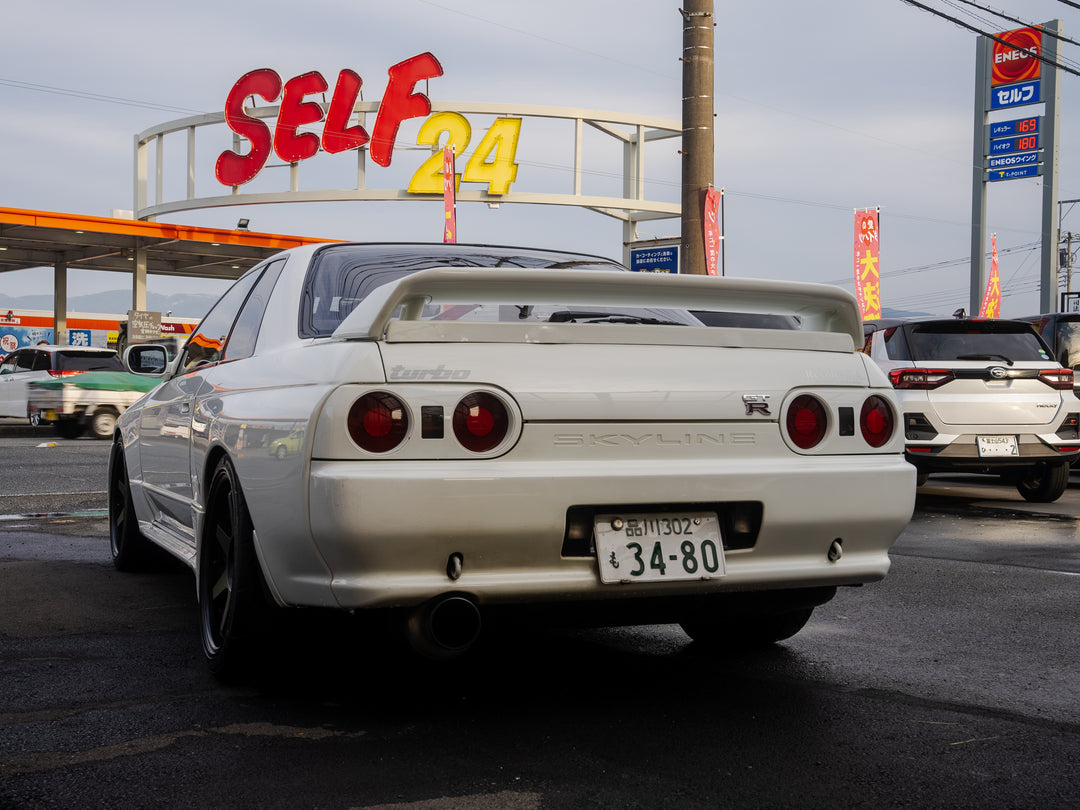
[53,258,68,346]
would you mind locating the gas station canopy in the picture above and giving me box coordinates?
[0,206,332,282]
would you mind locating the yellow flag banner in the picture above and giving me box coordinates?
[853,209,881,319]
[979,235,1001,318]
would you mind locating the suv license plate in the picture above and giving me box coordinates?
[977,435,1018,457]
[594,512,725,584]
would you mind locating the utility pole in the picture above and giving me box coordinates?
[679,0,714,275]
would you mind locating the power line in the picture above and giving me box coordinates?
[0,78,204,116]
[898,0,1080,79]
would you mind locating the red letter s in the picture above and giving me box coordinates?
[370,52,443,167]
[215,69,282,187]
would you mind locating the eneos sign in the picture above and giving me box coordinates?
[992,27,1041,86]
[215,53,521,196]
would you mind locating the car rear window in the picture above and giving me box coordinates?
[299,243,685,338]
[905,321,1053,363]
[55,351,124,372]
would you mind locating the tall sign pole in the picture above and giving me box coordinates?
[680,0,714,275]
[970,21,1062,313]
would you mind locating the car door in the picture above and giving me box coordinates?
[0,349,42,418]
[136,265,271,536]
[0,350,27,417]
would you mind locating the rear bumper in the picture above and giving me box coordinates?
[298,454,915,610]
[905,433,1080,473]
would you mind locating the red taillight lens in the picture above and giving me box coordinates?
[786,394,827,450]
[1038,369,1074,390]
[347,392,409,453]
[888,368,955,389]
[453,392,509,453]
[860,395,894,448]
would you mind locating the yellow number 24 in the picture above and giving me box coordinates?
[407,112,521,196]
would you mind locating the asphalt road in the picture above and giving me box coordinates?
[1,422,1078,809]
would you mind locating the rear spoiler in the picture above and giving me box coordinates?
[331,268,862,347]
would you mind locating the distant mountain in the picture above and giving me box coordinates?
[0,290,218,320]
[881,307,932,319]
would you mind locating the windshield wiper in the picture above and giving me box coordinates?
[956,353,1014,365]
[548,310,687,326]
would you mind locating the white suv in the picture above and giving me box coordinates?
[0,345,122,424]
[862,317,1080,502]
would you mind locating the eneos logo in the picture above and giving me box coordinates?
[992,27,1041,86]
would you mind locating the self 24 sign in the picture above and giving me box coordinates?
[215,54,520,196]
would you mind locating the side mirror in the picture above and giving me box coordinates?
[124,344,169,376]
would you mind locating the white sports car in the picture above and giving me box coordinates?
[110,243,915,677]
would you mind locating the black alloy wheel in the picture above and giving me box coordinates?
[199,456,272,679]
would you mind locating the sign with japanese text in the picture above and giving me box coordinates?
[979,235,1001,317]
[629,244,678,274]
[853,209,881,320]
[988,27,1042,109]
[127,310,162,344]
[703,187,721,277]
[443,146,456,243]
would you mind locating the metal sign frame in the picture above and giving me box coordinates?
[134,102,681,267]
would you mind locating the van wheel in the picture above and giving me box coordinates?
[1016,462,1070,503]
[90,407,119,439]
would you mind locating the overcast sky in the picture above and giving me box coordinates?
[2,0,1079,317]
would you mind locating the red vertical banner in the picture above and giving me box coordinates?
[442,146,456,244]
[703,187,721,276]
[853,209,881,320]
[979,235,1002,317]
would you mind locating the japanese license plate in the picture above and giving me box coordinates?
[594,512,725,584]
[977,435,1018,457]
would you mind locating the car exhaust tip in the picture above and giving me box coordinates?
[828,538,843,562]
[406,594,482,659]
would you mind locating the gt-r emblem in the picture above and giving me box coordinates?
[743,394,771,416]
[989,366,1008,379]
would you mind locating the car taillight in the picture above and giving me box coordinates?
[860,395,894,448]
[1038,369,1074,390]
[888,369,955,389]
[47,370,82,378]
[786,394,827,450]
[347,392,409,453]
[453,392,509,453]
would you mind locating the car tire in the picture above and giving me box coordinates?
[276,445,287,460]
[1016,461,1071,503]
[108,440,156,572]
[27,409,41,427]
[679,606,815,649]
[90,407,119,440]
[199,456,274,680]
[55,420,86,440]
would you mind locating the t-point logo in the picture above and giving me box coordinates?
[992,27,1042,86]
